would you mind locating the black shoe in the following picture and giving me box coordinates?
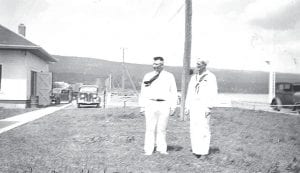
[193,153,202,158]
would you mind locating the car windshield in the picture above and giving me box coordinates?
[79,87,98,92]
[294,85,300,92]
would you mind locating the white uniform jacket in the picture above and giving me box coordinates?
[185,70,218,111]
[139,70,178,110]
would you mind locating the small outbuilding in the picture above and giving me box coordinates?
[0,24,57,108]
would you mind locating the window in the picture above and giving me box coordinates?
[284,84,292,92]
[277,84,284,91]
[277,83,292,92]
[79,86,98,93]
[294,85,300,92]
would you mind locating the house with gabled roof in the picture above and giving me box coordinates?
[0,24,57,108]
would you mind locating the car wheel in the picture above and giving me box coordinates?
[292,104,300,111]
[271,98,282,111]
[77,104,81,108]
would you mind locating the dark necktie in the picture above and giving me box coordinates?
[195,74,207,93]
[144,72,160,87]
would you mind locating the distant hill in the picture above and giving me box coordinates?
[50,55,300,93]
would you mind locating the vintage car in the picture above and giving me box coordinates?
[51,82,73,104]
[77,85,101,108]
[51,88,73,104]
[270,82,300,112]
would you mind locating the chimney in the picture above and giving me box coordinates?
[18,24,26,37]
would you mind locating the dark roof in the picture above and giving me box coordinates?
[0,24,57,62]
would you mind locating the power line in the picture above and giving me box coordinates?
[153,0,164,18]
[168,4,184,22]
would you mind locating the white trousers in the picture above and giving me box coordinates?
[190,106,211,155]
[144,100,170,153]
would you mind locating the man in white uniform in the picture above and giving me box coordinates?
[139,57,178,155]
[185,58,218,158]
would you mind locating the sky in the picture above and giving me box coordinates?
[0,0,300,73]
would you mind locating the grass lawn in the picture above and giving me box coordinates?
[0,107,299,172]
[0,107,39,120]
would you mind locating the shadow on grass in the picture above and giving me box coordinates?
[77,105,100,108]
[209,146,220,155]
[188,146,220,155]
[152,145,184,153]
[167,145,183,152]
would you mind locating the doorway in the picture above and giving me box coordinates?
[30,71,37,96]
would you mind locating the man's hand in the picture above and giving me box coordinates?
[140,107,145,116]
[205,108,212,118]
[169,108,175,116]
[184,108,189,115]
[205,111,211,118]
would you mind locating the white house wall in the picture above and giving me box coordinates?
[0,50,27,100]
[25,51,49,99]
[0,50,49,108]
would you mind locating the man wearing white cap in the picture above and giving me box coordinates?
[139,56,178,155]
[185,58,218,158]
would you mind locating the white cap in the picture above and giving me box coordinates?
[196,58,209,66]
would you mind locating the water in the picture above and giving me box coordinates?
[218,93,269,103]
[106,93,270,109]
[217,93,274,111]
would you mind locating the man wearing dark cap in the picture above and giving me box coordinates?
[139,56,178,155]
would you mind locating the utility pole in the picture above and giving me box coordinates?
[109,73,112,91]
[180,0,192,121]
[265,61,275,103]
[121,48,126,93]
[268,29,276,104]
[124,67,139,95]
[120,47,138,96]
